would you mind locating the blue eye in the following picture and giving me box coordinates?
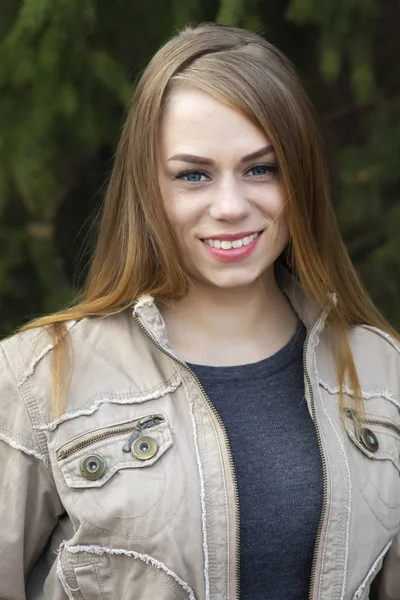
[174,170,208,183]
[248,164,279,177]
[174,164,278,183]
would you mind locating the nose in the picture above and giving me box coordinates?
[208,176,251,222]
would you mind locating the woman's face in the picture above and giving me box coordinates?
[157,86,289,290]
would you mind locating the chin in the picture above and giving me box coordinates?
[196,265,271,289]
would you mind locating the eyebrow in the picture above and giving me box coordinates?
[167,144,275,165]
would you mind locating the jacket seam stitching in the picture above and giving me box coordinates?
[309,322,330,600]
[21,321,77,384]
[0,344,51,468]
[18,380,50,464]
[352,539,393,599]
[313,321,352,600]
[0,428,48,465]
[34,372,182,431]
[318,380,400,406]
[195,376,229,597]
[316,382,352,600]
[56,550,78,599]
[359,325,400,354]
[64,542,196,599]
[0,427,62,498]
[181,376,210,600]
[93,561,107,600]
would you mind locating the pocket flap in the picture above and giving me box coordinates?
[343,408,400,473]
[56,415,173,488]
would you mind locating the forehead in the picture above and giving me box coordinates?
[158,86,269,156]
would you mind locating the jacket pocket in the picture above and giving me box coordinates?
[352,539,392,599]
[56,413,186,539]
[343,407,400,529]
[74,563,105,600]
[58,542,197,600]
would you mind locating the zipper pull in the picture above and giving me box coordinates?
[344,407,380,453]
[343,407,363,441]
[122,415,164,453]
[122,429,141,453]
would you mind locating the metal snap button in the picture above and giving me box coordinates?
[80,454,106,480]
[131,436,158,460]
[360,428,379,453]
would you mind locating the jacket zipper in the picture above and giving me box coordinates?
[306,310,328,600]
[344,407,400,438]
[57,414,164,460]
[133,312,241,599]
[134,306,328,599]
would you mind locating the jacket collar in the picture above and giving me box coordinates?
[275,265,337,328]
[132,265,337,355]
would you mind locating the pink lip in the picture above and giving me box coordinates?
[201,232,262,263]
[202,230,262,242]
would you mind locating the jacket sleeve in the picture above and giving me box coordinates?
[0,345,64,600]
[378,533,400,599]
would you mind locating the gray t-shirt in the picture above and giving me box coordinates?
[187,320,323,599]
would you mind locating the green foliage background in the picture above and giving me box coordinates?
[0,0,399,335]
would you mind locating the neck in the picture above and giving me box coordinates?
[158,266,299,366]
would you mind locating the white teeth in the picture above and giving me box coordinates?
[204,232,259,249]
[221,241,232,249]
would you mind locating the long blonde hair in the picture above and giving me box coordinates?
[21,22,399,415]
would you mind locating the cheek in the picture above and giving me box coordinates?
[267,184,286,219]
[260,186,286,218]
[260,189,289,242]
[163,194,203,237]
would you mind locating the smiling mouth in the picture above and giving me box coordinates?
[201,230,263,250]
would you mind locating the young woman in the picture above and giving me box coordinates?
[0,21,399,600]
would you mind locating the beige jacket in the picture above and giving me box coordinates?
[0,268,400,600]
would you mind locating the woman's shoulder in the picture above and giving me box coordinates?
[1,319,76,385]
[349,323,400,356]
[0,308,175,430]
[347,324,400,381]
[0,310,136,384]
[0,311,137,444]
[319,323,399,403]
